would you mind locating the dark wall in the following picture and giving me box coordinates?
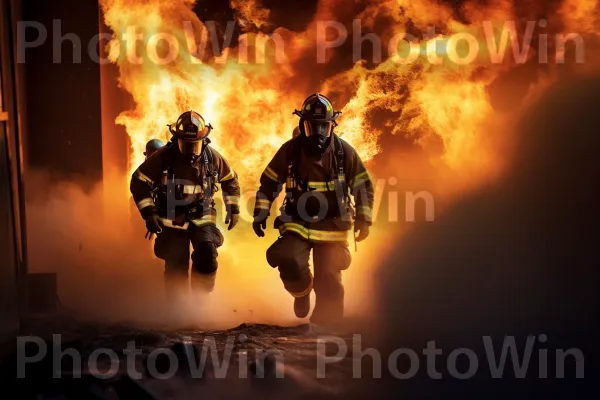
[0,0,24,346]
[19,0,102,184]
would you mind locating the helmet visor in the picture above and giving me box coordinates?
[303,120,332,138]
[178,139,203,155]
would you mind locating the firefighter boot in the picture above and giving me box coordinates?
[294,294,311,318]
[190,241,218,293]
[310,242,350,328]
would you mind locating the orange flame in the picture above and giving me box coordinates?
[98,0,599,325]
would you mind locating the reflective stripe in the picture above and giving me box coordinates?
[280,223,309,239]
[278,223,349,242]
[263,166,278,182]
[220,170,236,182]
[136,198,155,211]
[288,278,314,298]
[159,218,190,230]
[307,179,345,192]
[255,198,271,210]
[225,196,239,205]
[356,205,372,219]
[134,169,154,184]
[308,229,349,241]
[350,171,370,188]
[191,213,217,227]
[183,185,203,194]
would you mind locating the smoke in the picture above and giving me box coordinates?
[356,72,600,397]
[23,136,480,331]
[24,172,305,329]
[24,169,406,330]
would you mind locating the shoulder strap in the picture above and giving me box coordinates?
[333,134,345,175]
[204,144,213,172]
[199,145,218,209]
[162,141,178,174]
[287,136,301,174]
[285,136,306,191]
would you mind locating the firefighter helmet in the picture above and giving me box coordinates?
[297,93,336,122]
[169,110,212,155]
[144,139,164,158]
[294,93,341,151]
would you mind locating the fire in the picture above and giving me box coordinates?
[98,0,599,325]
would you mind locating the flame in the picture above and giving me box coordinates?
[99,0,599,326]
[560,0,600,34]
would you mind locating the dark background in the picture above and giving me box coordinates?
[362,74,600,398]
[19,0,102,182]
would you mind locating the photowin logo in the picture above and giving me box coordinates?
[15,333,584,381]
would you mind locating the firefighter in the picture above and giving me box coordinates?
[144,139,164,159]
[252,94,374,327]
[130,111,240,301]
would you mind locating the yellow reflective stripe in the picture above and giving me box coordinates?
[220,170,236,182]
[263,166,278,182]
[159,218,189,230]
[279,223,348,242]
[356,205,372,218]
[183,185,203,194]
[350,171,370,188]
[308,179,345,186]
[307,181,334,191]
[225,196,239,205]
[255,198,271,210]
[134,169,153,184]
[308,229,348,242]
[289,278,314,298]
[191,213,217,227]
[307,178,346,192]
[136,198,155,211]
[279,223,309,239]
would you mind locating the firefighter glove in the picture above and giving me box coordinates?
[253,217,267,238]
[354,220,370,242]
[225,211,239,231]
[145,213,164,234]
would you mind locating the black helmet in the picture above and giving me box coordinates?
[168,110,213,156]
[144,139,164,158]
[294,93,341,152]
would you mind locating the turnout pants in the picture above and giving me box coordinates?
[154,224,224,299]
[266,233,351,324]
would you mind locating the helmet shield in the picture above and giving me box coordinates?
[177,139,203,155]
[300,94,334,121]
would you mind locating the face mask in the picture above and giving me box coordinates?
[303,120,332,152]
[178,139,203,156]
